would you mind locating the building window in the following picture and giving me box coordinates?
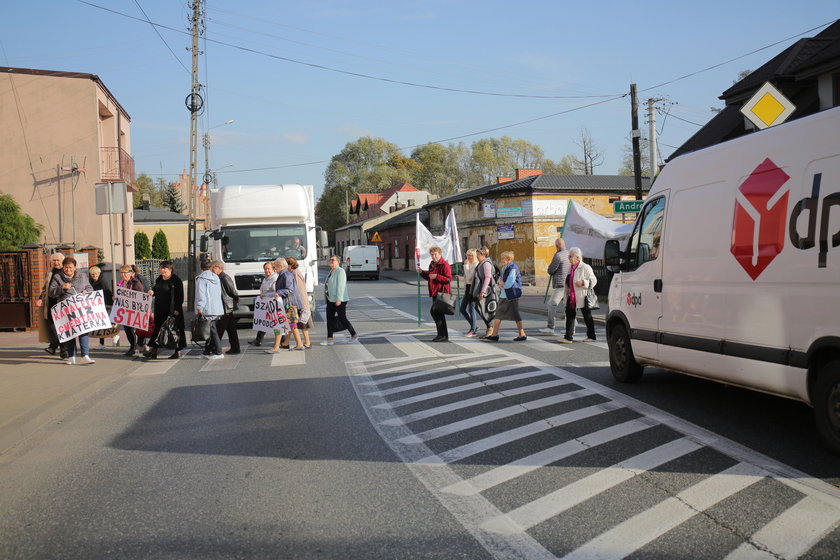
[394,240,400,259]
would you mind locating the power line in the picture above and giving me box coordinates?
[131,0,190,73]
[75,0,620,100]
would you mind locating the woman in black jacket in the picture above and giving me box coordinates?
[144,261,186,359]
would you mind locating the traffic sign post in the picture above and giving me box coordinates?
[613,200,645,214]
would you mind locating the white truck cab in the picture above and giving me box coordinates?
[604,106,840,452]
[205,184,319,318]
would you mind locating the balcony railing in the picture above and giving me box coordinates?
[100,147,136,187]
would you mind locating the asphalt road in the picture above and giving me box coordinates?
[1,277,838,559]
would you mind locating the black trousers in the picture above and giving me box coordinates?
[326,301,355,338]
[564,302,595,341]
[217,313,240,352]
[430,301,448,338]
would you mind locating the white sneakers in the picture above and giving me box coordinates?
[319,340,334,346]
[112,334,120,347]
[201,354,224,360]
[539,328,556,334]
[345,336,359,344]
[66,355,95,365]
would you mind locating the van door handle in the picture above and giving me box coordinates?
[654,279,663,293]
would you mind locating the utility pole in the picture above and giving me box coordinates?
[186,0,204,308]
[630,84,643,200]
[646,98,664,180]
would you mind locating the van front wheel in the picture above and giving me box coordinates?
[814,360,840,454]
[609,324,643,383]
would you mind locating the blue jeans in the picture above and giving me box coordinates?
[459,288,476,332]
[63,334,90,357]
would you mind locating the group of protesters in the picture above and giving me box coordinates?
[417,238,598,344]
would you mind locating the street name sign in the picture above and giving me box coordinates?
[614,200,645,213]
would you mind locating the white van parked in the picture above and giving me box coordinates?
[604,106,840,452]
[343,245,380,280]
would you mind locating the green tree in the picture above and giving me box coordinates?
[161,182,184,213]
[151,230,170,259]
[467,136,549,185]
[134,231,151,260]
[0,192,43,251]
[324,137,410,193]
[409,142,468,196]
[132,173,164,208]
[315,185,351,246]
[617,137,651,177]
[542,155,575,175]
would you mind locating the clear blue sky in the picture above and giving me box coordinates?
[2,1,837,200]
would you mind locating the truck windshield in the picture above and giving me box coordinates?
[219,225,308,263]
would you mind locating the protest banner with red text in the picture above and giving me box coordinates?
[252,296,290,335]
[109,286,153,332]
[50,291,112,343]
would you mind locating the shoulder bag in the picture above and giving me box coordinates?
[191,315,211,343]
[431,292,456,315]
[585,290,600,310]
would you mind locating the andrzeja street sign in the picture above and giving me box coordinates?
[614,200,645,213]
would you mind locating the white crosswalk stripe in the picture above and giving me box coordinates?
[346,328,840,560]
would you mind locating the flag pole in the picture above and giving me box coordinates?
[417,269,422,327]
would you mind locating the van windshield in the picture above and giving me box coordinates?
[219,225,307,262]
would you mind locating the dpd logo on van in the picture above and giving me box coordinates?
[731,158,790,280]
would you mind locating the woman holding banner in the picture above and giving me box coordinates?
[145,261,186,360]
[117,265,147,357]
[418,246,452,342]
[249,261,278,347]
[49,257,95,365]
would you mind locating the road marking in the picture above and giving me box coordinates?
[269,350,306,367]
[566,361,612,368]
[565,462,767,560]
[399,389,596,445]
[441,418,656,496]
[371,369,550,408]
[420,402,620,465]
[481,437,703,535]
[346,327,840,560]
[723,495,840,560]
[128,356,183,376]
[380,378,574,426]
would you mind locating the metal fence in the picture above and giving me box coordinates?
[135,257,191,290]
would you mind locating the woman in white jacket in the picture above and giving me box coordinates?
[249,262,278,347]
[560,247,597,343]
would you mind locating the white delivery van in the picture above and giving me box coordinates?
[604,106,840,452]
[343,245,380,280]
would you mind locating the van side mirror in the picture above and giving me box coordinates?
[317,230,328,248]
[605,239,622,273]
[199,234,207,253]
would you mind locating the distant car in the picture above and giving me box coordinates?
[342,245,380,280]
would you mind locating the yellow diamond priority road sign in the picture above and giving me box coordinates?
[740,82,795,130]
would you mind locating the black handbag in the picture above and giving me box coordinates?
[431,292,456,315]
[585,290,600,309]
[156,316,180,349]
[191,316,211,343]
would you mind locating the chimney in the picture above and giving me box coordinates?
[497,176,512,183]
[515,168,542,180]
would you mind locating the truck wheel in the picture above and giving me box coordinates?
[609,324,643,383]
[813,360,840,454]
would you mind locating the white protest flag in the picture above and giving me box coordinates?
[444,208,463,264]
[415,209,462,269]
[561,200,634,258]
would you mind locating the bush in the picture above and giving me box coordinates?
[134,232,151,260]
[151,230,171,260]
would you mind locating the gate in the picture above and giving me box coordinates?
[0,251,32,329]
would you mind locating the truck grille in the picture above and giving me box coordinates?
[235,274,264,291]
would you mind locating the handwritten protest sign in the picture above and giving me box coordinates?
[252,296,290,335]
[109,286,153,331]
[50,291,112,343]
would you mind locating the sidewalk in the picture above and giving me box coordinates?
[0,329,139,454]
[380,269,608,324]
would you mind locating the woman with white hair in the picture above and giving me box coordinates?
[560,247,598,343]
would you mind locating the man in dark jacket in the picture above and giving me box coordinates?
[212,261,240,354]
[541,237,571,335]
